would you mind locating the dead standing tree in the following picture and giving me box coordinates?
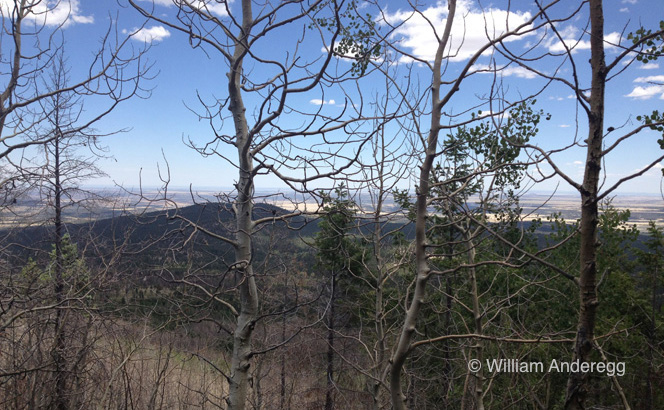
[0,0,150,198]
[0,2,150,409]
[128,1,385,408]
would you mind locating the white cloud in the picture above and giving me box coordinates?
[639,63,660,70]
[381,0,533,62]
[501,66,537,79]
[625,75,664,99]
[604,32,622,47]
[634,162,663,177]
[0,0,93,27]
[646,163,664,176]
[473,63,537,79]
[560,124,571,128]
[310,99,336,106]
[634,75,664,84]
[573,160,583,165]
[124,26,171,43]
[547,29,621,53]
[621,0,637,4]
[625,84,664,100]
[142,0,230,17]
[619,7,629,12]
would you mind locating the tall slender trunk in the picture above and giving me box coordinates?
[52,132,67,410]
[227,148,258,410]
[226,2,257,409]
[280,278,287,410]
[371,139,387,409]
[646,261,657,410]
[441,232,454,408]
[466,233,484,410]
[389,3,456,409]
[565,1,606,408]
[324,274,336,410]
[371,216,386,410]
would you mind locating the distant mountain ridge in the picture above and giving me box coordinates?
[0,202,313,259]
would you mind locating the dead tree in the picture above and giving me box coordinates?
[0,0,149,197]
[0,2,150,408]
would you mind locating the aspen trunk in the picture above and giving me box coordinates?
[565,0,606,408]
[226,2,257,409]
[389,3,456,409]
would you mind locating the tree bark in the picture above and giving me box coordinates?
[565,0,606,408]
[371,216,386,410]
[467,233,484,410]
[324,274,336,410]
[52,125,67,410]
[226,2,257,409]
[389,3,456,409]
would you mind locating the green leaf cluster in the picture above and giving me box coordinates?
[313,0,381,76]
[627,21,664,64]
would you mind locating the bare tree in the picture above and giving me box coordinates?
[128,1,386,408]
[0,0,149,200]
[36,51,113,410]
[0,2,150,408]
[357,80,414,410]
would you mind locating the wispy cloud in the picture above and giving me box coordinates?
[621,0,638,4]
[0,0,93,27]
[380,0,533,62]
[124,26,171,43]
[626,75,664,99]
[546,27,621,53]
[473,64,537,79]
[625,85,664,100]
[310,99,336,106]
[560,124,571,128]
[619,7,629,12]
[638,63,660,70]
[141,0,231,17]
[634,75,664,84]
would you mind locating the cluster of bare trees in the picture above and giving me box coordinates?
[0,1,156,409]
[0,0,663,409]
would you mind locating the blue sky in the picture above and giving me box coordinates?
[15,0,664,196]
